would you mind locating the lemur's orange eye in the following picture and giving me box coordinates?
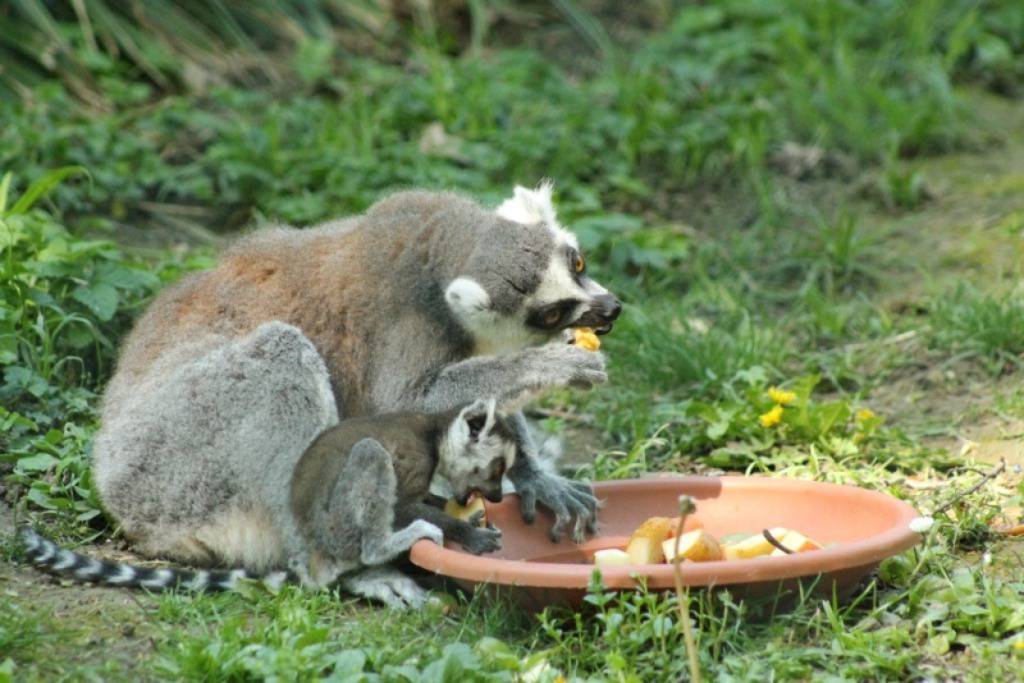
[574,254,585,274]
[543,309,561,326]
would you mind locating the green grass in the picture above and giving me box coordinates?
[930,284,1024,373]
[3,0,1024,680]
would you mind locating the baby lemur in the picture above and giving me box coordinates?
[21,399,512,608]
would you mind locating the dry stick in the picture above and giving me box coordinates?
[932,458,1007,516]
[762,529,794,555]
[840,329,918,353]
[672,495,702,683]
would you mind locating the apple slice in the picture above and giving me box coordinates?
[593,548,632,567]
[444,496,487,527]
[667,516,704,537]
[626,517,675,564]
[722,527,789,560]
[662,529,723,563]
[769,530,822,556]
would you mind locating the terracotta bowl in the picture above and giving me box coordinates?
[409,476,922,611]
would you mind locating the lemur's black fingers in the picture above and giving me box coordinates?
[560,493,593,544]
[566,480,598,506]
[569,369,608,390]
[566,479,593,495]
[519,487,538,525]
[546,498,572,543]
[561,482,598,514]
[563,483,599,542]
[468,510,486,527]
[464,527,502,555]
[572,515,590,544]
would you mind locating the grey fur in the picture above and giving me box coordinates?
[24,398,516,608]
[91,185,620,604]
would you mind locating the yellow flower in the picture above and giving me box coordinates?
[759,404,784,428]
[1015,639,1024,651]
[856,408,877,422]
[767,387,797,405]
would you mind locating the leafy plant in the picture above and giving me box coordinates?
[930,284,1024,373]
[0,168,161,406]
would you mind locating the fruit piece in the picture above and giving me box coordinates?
[593,548,631,567]
[573,327,601,351]
[721,527,789,560]
[667,516,704,537]
[626,517,675,564]
[662,529,723,563]
[718,531,754,545]
[444,496,487,527]
[768,530,822,556]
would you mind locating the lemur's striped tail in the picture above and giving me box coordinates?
[18,527,288,592]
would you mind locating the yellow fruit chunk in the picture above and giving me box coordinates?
[573,327,601,351]
[768,530,822,556]
[662,529,723,563]
[626,517,675,564]
[668,516,705,537]
[593,548,631,567]
[444,496,487,527]
[722,527,789,560]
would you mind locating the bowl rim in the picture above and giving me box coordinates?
[408,475,923,589]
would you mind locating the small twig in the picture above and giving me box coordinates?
[932,458,1006,516]
[762,529,793,555]
[672,495,702,683]
[840,329,918,353]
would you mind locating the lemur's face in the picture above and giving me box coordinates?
[435,399,516,505]
[444,183,622,354]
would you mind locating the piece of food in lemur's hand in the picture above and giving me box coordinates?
[444,495,488,527]
[593,548,632,567]
[662,529,723,563]
[573,327,601,351]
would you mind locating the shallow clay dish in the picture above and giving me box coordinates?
[409,476,922,611]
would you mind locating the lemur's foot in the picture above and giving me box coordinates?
[516,471,599,543]
[459,517,502,555]
[342,566,430,609]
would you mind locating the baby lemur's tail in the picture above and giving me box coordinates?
[18,527,287,592]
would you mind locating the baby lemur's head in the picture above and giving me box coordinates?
[436,399,516,505]
[444,182,622,355]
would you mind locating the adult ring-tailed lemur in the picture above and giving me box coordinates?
[90,182,621,594]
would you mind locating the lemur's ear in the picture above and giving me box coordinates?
[496,180,557,226]
[461,398,497,439]
[445,277,491,315]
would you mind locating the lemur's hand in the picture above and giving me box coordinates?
[513,469,599,543]
[459,515,503,555]
[531,344,607,391]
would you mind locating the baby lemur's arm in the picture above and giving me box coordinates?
[416,343,604,543]
[394,501,501,555]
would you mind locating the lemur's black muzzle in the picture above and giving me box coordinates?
[575,293,622,334]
